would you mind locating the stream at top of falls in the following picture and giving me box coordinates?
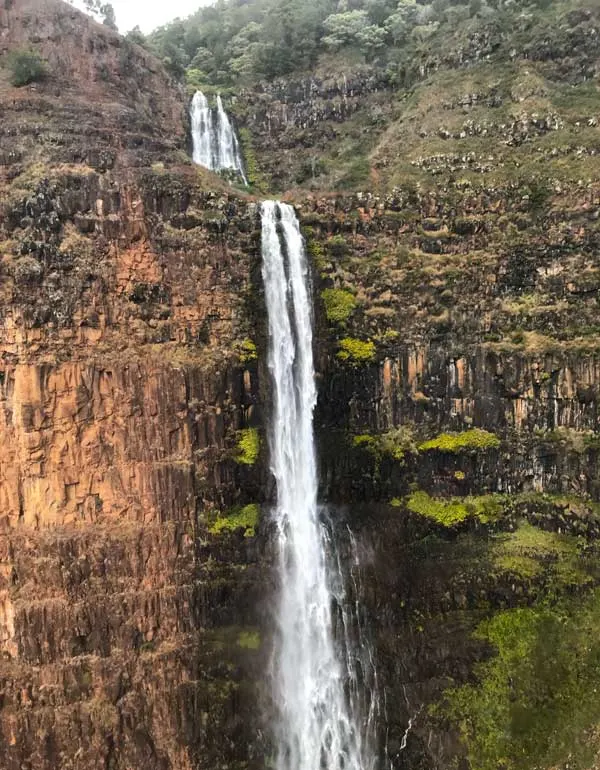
[261,200,380,770]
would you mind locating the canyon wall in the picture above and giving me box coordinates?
[2,0,600,769]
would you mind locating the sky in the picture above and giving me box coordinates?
[73,0,205,33]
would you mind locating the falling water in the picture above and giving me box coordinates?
[216,95,248,184]
[261,200,377,770]
[190,90,247,184]
[191,90,214,169]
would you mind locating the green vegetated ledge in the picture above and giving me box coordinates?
[418,429,501,454]
[208,504,261,538]
[397,485,600,770]
[439,588,600,770]
[343,420,600,768]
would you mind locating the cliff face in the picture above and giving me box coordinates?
[3,1,600,770]
[0,4,267,769]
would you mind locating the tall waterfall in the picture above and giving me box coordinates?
[190,90,247,184]
[261,200,377,770]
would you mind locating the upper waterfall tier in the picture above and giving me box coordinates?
[191,90,247,184]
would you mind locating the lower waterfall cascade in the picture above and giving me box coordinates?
[260,200,379,770]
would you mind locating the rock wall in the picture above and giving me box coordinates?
[0,4,271,768]
[3,1,600,769]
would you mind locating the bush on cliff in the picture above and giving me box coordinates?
[8,49,48,87]
[321,288,357,325]
[419,428,500,453]
[337,337,376,365]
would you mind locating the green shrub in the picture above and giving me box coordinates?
[337,337,376,365]
[418,428,500,453]
[321,288,357,324]
[239,338,257,363]
[209,503,260,537]
[406,490,502,526]
[235,427,260,465]
[8,49,47,87]
[326,234,349,259]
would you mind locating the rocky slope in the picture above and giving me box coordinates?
[2,0,600,769]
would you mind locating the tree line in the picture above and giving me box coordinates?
[127,0,556,86]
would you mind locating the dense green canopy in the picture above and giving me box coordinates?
[136,0,555,87]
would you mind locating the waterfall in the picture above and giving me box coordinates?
[261,200,377,770]
[216,95,248,185]
[191,90,214,169]
[190,90,247,184]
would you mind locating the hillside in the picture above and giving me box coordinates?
[147,0,600,193]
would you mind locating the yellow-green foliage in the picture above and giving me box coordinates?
[237,630,261,650]
[337,337,376,365]
[441,589,600,770]
[352,434,376,449]
[321,288,357,324]
[185,68,206,93]
[419,428,500,453]
[492,523,589,586]
[239,338,257,363]
[235,427,260,465]
[406,490,503,526]
[209,504,260,537]
[307,238,325,265]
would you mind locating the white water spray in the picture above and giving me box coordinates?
[190,90,247,184]
[261,200,377,770]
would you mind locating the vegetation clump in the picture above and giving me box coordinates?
[209,504,260,537]
[406,490,503,526]
[442,589,600,770]
[419,428,500,453]
[492,523,589,586]
[142,0,567,87]
[353,427,416,461]
[237,128,267,191]
[8,49,47,87]
[238,338,258,363]
[337,337,376,365]
[237,630,261,649]
[321,288,357,324]
[235,427,260,465]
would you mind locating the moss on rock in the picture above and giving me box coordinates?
[237,630,261,650]
[419,428,500,454]
[406,490,503,527]
[441,589,600,770]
